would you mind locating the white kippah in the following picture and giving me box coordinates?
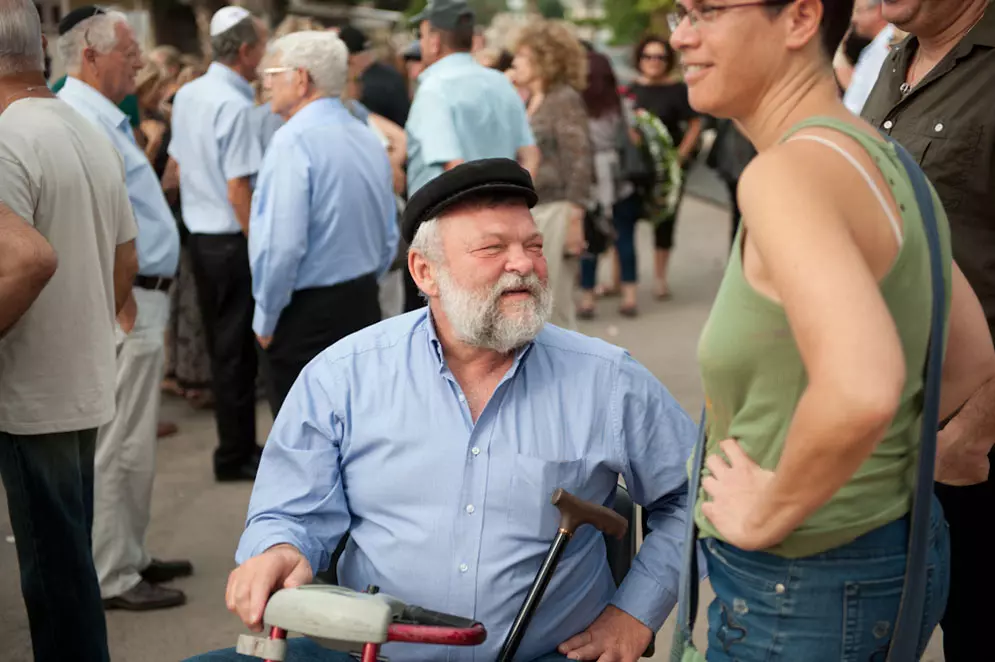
[210,6,251,36]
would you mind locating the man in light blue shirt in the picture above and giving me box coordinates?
[193,160,695,662]
[405,0,540,196]
[250,31,398,415]
[57,7,189,612]
[168,6,268,483]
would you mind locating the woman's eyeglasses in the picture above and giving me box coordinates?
[640,54,670,62]
[667,0,795,31]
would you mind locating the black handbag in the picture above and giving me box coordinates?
[616,119,653,187]
[583,203,615,257]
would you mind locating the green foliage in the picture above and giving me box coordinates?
[467,0,509,25]
[537,0,566,19]
[602,0,645,44]
[602,0,674,44]
[404,0,428,17]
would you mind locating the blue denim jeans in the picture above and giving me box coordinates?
[580,193,642,290]
[702,496,950,662]
[186,638,570,661]
[0,429,109,662]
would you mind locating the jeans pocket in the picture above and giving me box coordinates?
[704,538,782,592]
[841,574,904,662]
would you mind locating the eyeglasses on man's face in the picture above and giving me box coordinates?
[667,0,795,32]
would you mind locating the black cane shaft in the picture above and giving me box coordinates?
[497,531,571,662]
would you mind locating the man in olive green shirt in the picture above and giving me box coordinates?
[862,1,995,659]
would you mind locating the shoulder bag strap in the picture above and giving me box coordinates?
[676,407,708,641]
[884,137,947,662]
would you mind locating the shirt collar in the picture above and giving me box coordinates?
[207,62,256,101]
[417,52,475,84]
[422,307,536,377]
[286,97,347,128]
[60,77,128,131]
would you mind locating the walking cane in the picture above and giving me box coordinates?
[496,488,628,662]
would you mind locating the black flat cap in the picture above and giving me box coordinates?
[402,158,538,244]
[58,5,105,36]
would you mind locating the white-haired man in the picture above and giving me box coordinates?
[169,6,268,482]
[0,1,139,659]
[57,5,190,612]
[250,31,398,416]
[189,160,695,662]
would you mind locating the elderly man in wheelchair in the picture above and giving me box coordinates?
[187,160,697,662]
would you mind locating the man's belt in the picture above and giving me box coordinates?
[134,275,174,292]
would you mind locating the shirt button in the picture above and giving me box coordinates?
[458,394,466,403]
[934,122,944,132]
[459,563,469,573]
[465,504,475,514]
[775,583,786,594]
[471,447,480,456]
[883,120,894,130]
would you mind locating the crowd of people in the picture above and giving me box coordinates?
[0,0,992,659]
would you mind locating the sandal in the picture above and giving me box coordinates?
[577,307,596,320]
[619,305,638,318]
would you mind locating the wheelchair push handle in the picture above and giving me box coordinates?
[552,488,628,540]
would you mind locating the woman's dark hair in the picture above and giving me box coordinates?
[766,0,855,59]
[632,35,675,75]
[495,49,515,72]
[583,49,622,118]
[817,0,856,58]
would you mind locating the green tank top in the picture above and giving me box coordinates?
[695,116,952,558]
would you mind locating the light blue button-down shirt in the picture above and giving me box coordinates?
[405,53,536,196]
[252,102,285,155]
[168,63,262,235]
[237,310,695,661]
[248,98,398,337]
[58,78,179,278]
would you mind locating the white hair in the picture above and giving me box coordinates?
[409,218,444,264]
[57,10,130,75]
[0,0,44,77]
[268,31,348,98]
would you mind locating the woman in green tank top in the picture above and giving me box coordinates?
[667,0,995,660]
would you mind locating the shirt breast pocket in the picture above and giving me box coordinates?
[909,119,983,216]
[506,453,588,538]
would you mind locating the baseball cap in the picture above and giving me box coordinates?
[410,0,475,31]
[210,6,251,37]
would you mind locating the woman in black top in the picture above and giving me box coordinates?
[628,36,702,299]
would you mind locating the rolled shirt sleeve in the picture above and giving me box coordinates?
[608,354,697,631]
[236,358,352,573]
[249,135,311,337]
[219,102,263,182]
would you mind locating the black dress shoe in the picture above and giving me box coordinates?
[215,461,258,482]
[103,580,186,611]
[141,558,193,584]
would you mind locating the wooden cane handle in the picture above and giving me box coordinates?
[551,488,628,539]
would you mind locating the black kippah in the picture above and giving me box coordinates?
[401,158,538,245]
[58,5,106,36]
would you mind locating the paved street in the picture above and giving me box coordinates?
[0,188,943,661]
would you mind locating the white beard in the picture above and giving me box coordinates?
[436,267,552,354]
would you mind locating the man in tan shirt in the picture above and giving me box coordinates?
[0,1,138,659]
